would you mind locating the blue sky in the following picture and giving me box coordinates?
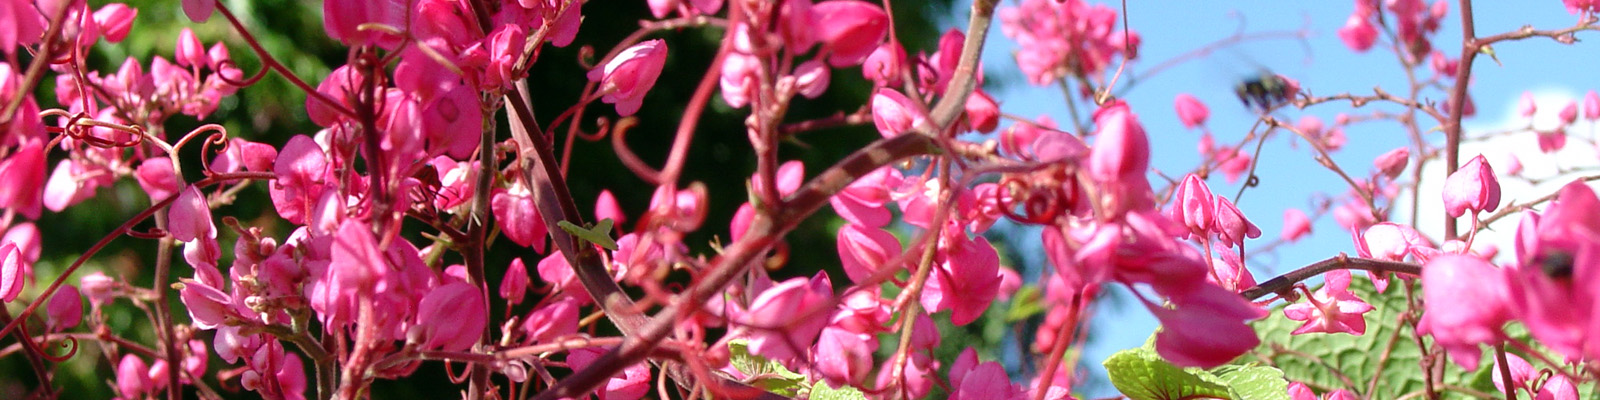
[943,0,1600,395]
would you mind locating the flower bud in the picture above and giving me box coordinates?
[1173,93,1209,128]
[1441,154,1500,218]
[1337,14,1378,52]
[964,90,999,133]
[1373,147,1409,179]
[588,39,668,116]
[1169,174,1214,239]
[0,244,22,302]
[176,28,209,68]
[499,258,530,305]
[46,284,82,331]
[870,88,926,137]
[794,60,830,99]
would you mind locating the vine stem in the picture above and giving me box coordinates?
[1237,255,1420,301]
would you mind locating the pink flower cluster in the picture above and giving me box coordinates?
[998,0,1140,85]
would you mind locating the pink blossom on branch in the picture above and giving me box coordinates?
[741,272,834,361]
[1441,154,1500,218]
[1283,270,1374,335]
[811,1,890,67]
[1337,13,1378,52]
[588,39,668,116]
[1420,254,1510,368]
[0,243,22,303]
[1173,93,1209,129]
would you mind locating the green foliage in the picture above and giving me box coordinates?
[1006,284,1047,322]
[808,382,871,400]
[1104,347,1289,400]
[1248,279,1470,398]
[727,340,809,396]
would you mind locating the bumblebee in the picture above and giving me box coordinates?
[1234,71,1296,113]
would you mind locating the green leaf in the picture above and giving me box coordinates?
[1105,347,1234,400]
[558,219,618,250]
[1249,280,1471,398]
[1005,285,1046,322]
[725,340,808,396]
[808,382,869,400]
[1213,364,1291,400]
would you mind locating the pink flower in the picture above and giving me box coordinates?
[566,347,650,400]
[1373,147,1409,180]
[794,60,830,99]
[830,167,901,228]
[1088,102,1151,184]
[1504,180,1600,359]
[3,222,37,263]
[1338,14,1378,52]
[1326,390,1360,400]
[46,284,83,331]
[1357,222,1424,262]
[1519,92,1538,118]
[837,224,902,283]
[117,355,150,399]
[134,157,181,203]
[209,139,278,174]
[1429,51,1458,78]
[410,282,487,352]
[1282,208,1312,242]
[0,140,45,219]
[964,90,1000,133]
[522,296,580,344]
[1490,352,1536,394]
[1213,195,1261,248]
[1173,93,1209,129]
[1420,254,1510,367]
[491,181,550,253]
[168,186,216,243]
[811,1,890,67]
[921,233,1002,325]
[176,28,209,68]
[1538,129,1567,153]
[0,244,22,303]
[1539,375,1579,400]
[178,279,236,329]
[1150,284,1265,368]
[1169,174,1214,239]
[94,4,137,42]
[323,0,405,47]
[270,135,329,224]
[1441,154,1500,218]
[595,189,626,225]
[719,52,759,108]
[871,88,927,137]
[1287,382,1316,400]
[949,350,1024,400]
[1560,101,1579,125]
[80,271,115,306]
[1568,0,1600,14]
[182,0,214,22]
[861,42,905,86]
[1283,270,1375,335]
[0,0,44,56]
[814,327,876,387]
[500,258,531,305]
[588,39,667,116]
[742,272,833,361]
[1585,90,1600,121]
